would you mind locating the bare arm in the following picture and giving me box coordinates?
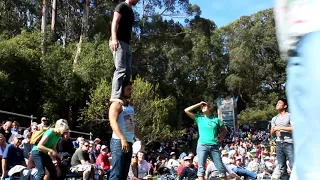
[271,125,276,135]
[52,144,57,151]
[80,159,91,165]
[270,118,276,135]
[1,159,6,178]
[134,125,143,140]
[184,102,204,120]
[134,125,145,151]
[111,12,121,40]
[109,102,126,141]
[37,135,53,153]
[271,118,293,133]
[218,125,228,139]
[275,125,293,132]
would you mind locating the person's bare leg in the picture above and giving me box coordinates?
[90,166,96,179]
[43,174,49,180]
[83,170,90,180]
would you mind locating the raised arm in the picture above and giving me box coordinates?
[184,102,206,120]
[134,124,145,151]
[218,125,228,140]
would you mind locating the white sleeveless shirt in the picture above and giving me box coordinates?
[112,105,135,143]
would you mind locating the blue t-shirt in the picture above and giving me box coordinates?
[72,141,79,149]
[3,144,25,170]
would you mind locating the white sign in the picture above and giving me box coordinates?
[217,96,237,130]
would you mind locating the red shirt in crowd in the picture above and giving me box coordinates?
[177,164,184,176]
[96,153,111,170]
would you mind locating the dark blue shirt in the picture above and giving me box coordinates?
[3,144,25,170]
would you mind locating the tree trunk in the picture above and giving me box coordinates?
[62,0,69,49]
[50,0,57,32]
[73,0,89,72]
[69,0,90,122]
[41,0,48,55]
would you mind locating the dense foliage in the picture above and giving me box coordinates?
[0,0,285,140]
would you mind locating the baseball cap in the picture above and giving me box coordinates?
[101,145,108,151]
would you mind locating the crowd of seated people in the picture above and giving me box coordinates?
[0,120,110,180]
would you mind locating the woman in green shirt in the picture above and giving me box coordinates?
[185,101,228,180]
[31,119,69,180]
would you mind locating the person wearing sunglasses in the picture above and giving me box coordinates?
[70,140,95,180]
[128,154,139,180]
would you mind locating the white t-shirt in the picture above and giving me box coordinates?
[167,158,179,169]
[132,140,141,154]
[238,147,246,156]
[265,161,273,170]
[222,157,237,170]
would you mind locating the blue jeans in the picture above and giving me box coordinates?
[110,40,132,99]
[109,138,132,180]
[276,142,294,180]
[31,150,57,180]
[232,168,257,179]
[287,30,320,180]
[196,144,227,177]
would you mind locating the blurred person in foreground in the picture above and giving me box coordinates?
[274,0,320,179]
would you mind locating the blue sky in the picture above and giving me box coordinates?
[190,0,274,27]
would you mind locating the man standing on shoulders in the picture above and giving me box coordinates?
[184,101,228,180]
[110,0,139,103]
[271,99,293,180]
[109,80,144,180]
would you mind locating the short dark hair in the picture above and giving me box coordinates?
[83,140,90,145]
[121,80,132,95]
[278,98,288,108]
[122,80,132,88]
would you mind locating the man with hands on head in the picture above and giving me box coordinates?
[184,101,228,180]
[109,80,144,180]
